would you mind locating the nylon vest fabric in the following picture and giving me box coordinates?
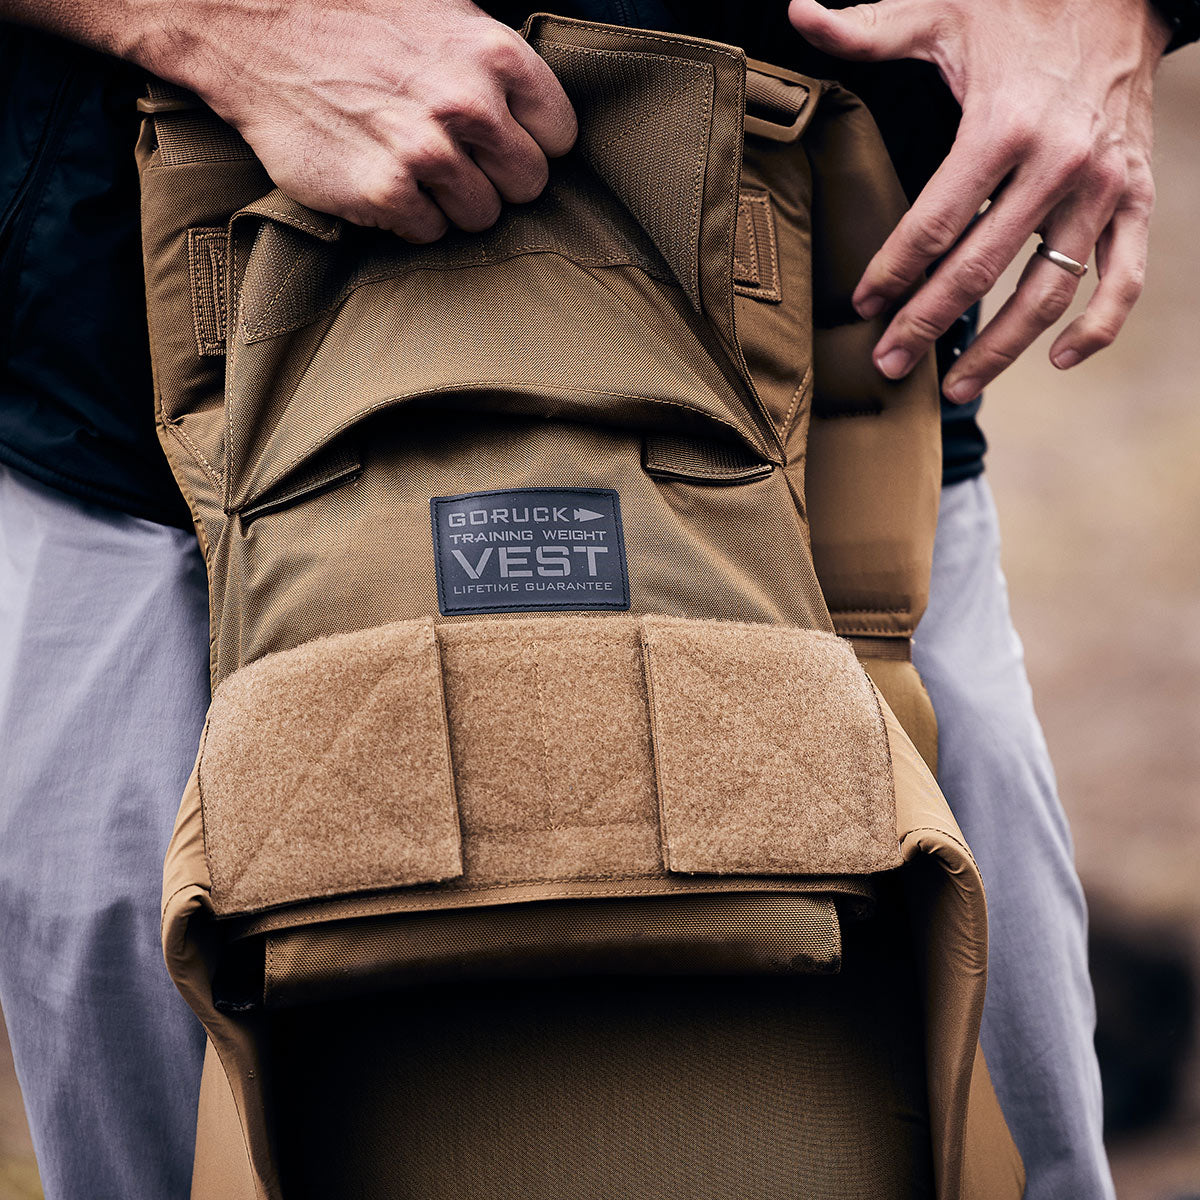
[140,15,1024,1200]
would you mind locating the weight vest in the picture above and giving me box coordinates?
[139,14,1025,1199]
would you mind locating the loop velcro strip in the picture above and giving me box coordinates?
[641,617,898,875]
[200,620,462,915]
[199,615,900,917]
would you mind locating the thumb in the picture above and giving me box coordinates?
[787,0,930,62]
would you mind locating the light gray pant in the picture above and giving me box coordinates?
[913,474,1112,1200]
[0,464,209,1200]
[0,462,1109,1198]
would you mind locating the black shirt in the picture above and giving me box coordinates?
[0,12,985,529]
[0,29,189,526]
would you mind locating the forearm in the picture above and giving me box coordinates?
[0,0,576,241]
[0,0,191,81]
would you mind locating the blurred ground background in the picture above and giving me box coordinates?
[0,44,1197,1200]
[980,46,1200,1200]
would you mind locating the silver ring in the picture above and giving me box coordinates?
[1035,242,1088,277]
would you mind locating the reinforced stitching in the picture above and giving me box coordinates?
[187,228,228,356]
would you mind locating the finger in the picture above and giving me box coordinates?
[435,83,551,205]
[941,213,1100,401]
[467,110,550,205]
[1048,197,1152,369]
[869,154,1066,377]
[502,40,578,158]
[416,142,504,233]
[787,0,933,62]
[854,108,1020,318]
[370,180,448,244]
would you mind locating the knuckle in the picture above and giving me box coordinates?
[857,2,880,29]
[406,134,459,181]
[549,103,579,156]
[360,175,410,219]
[456,194,503,233]
[447,93,503,139]
[997,116,1037,159]
[826,5,879,56]
[1126,174,1156,216]
[953,342,1015,386]
[1118,271,1145,307]
[1092,157,1128,203]
[908,209,962,262]
[1081,319,1119,350]
[400,225,448,246]
[341,206,380,231]
[898,306,946,345]
[506,156,550,204]
[980,342,1020,372]
[953,250,1003,299]
[1028,277,1074,325]
[1053,138,1093,185]
[428,83,500,136]
[870,257,917,296]
[394,210,448,244]
[475,21,524,67]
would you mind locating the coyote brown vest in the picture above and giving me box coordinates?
[139,14,1025,1200]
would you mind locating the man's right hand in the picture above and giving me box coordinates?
[145,0,577,240]
[7,0,577,240]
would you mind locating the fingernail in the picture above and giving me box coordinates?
[1052,349,1080,370]
[944,377,980,404]
[876,347,911,379]
[855,294,885,319]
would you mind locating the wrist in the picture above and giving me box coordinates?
[113,0,269,101]
[113,3,216,94]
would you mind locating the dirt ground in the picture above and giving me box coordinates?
[1,48,1198,1200]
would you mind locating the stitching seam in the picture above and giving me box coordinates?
[782,365,813,436]
[165,420,223,486]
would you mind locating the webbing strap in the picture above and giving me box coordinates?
[142,78,255,166]
[642,432,774,483]
[732,187,782,302]
[847,635,912,663]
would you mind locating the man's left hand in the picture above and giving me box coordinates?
[788,0,1172,400]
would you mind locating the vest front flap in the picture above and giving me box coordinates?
[526,13,763,426]
[221,15,786,514]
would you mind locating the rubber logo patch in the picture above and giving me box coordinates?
[431,488,630,616]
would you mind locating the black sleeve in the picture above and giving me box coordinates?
[1149,0,1200,50]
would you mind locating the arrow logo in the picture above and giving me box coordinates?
[574,507,604,522]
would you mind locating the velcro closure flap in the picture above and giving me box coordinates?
[198,615,900,919]
[200,619,462,915]
[641,617,900,875]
